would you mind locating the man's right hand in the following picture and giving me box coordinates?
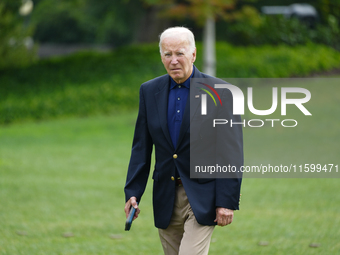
[124,196,140,221]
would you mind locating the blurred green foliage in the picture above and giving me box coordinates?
[252,0,340,24]
[0,0,36,69]
[28,0,340,49]
[1,42,340,125]
[223,7,340,49]
[214,42,340,78]
[0,44,163,124]
[32,0,145,45]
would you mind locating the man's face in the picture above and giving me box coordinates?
[161,36,196,84]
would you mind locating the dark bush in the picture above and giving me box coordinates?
[1,42,340,125]
[225,14,340,50]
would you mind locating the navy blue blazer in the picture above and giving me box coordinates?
[124,66,243,229]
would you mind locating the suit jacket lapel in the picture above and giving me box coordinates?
[155,75,174,149]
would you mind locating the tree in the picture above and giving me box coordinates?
[32,0,146,46]
[141,0,237,76]
[0,0,36,69]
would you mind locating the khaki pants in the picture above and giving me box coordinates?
[158,186,215,255]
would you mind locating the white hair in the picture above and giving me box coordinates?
[159,27,196,54]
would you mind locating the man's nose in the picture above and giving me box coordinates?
[170,56,178,64]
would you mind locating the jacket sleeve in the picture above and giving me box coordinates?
[124,84,153,203]
[215,88,243,210]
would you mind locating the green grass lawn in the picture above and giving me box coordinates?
[0,80,339,254]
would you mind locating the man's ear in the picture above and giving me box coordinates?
[192,48,197,63]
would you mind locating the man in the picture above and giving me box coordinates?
[124,27,243,255]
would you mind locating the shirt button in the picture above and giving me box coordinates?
[178,85,181,88]
[173,154,178,159]
[171,176,175,181]
[178,97,181,100]
[177,110,180,113]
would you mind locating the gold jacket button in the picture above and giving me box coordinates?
[171,176,175,181]
[173,154,178,159]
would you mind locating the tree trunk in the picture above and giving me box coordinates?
[203,16,216,76]
[134,6,171,44]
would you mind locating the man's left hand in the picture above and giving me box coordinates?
[214,207,234,226]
